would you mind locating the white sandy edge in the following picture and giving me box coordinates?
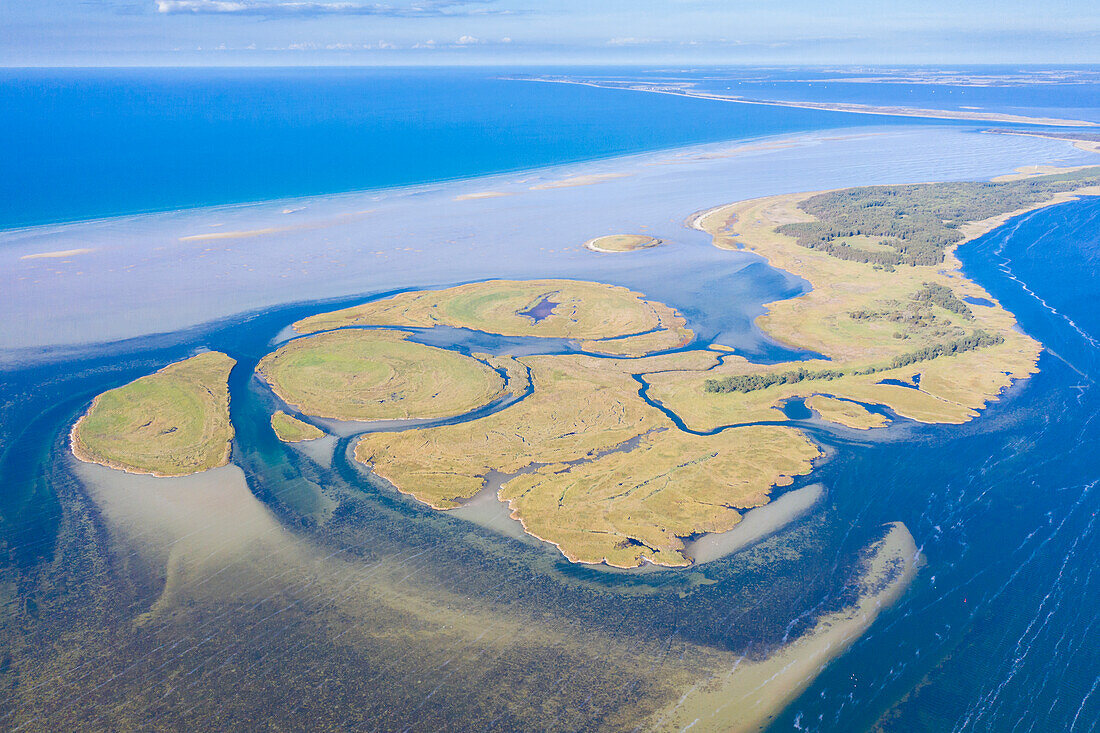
[653,521,921,732]
[453,191,516,201]
[519,78,1098,128]
[20,248,96,260]
[583,235,663,253]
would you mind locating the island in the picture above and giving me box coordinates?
[345,168,1100,567]
[584,234,663,252]
[70,351,236,476]
[257,329,507,421]
[71,167,1100,570]
[270,410,325,442]
[293,278,694,357]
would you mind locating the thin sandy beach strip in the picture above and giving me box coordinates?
[981,129,1100,156]
[517,78,1099,128]
[453,191,516,201]
[179,227,282,242]
[20,248,96,260]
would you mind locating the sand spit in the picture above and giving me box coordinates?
[519,78,1098,128]
[682,483,825,564]
[20,248,96,260]
[179,227,282,242]
[653,522,920,732]
[982,129,1100,157]
[990,164,1100,182]
[453,191,516,201]
[530,173,631,190]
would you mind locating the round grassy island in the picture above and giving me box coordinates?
[257,329,506,422]
[271,410,325,442]
[584,234,662,253]
[71,351,236,477]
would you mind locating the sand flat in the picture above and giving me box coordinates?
[453,191,516,201]
[179,227,282,242]
[20,248,95,260]
[530,172,631,190]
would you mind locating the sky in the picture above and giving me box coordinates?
[2,0,1099,67]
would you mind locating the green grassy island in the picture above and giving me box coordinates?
[347,168,1100,567]
[71,351,236,477]
[270,410,325,442]
[292,279,693,357]
[257,329,507,422]
[75,168,1099,566]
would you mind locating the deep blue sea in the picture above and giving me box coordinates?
[773,197,1100,730]
[0,66,948,229]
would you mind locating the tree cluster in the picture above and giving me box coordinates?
[704,330,1006,394]
[912,282,973,319]
[776,168,1100,267]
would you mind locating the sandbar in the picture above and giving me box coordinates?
[179,227,282,242]
[681,483,825,564]
[530,172,631,190]
[453,191,515,201]
[653,522,920,732]
[20,248,95,260]
[521,77,1099,128]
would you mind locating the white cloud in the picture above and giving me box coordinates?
[155,0,508,16]
[273,40,401,50]
[455,34,481,45]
